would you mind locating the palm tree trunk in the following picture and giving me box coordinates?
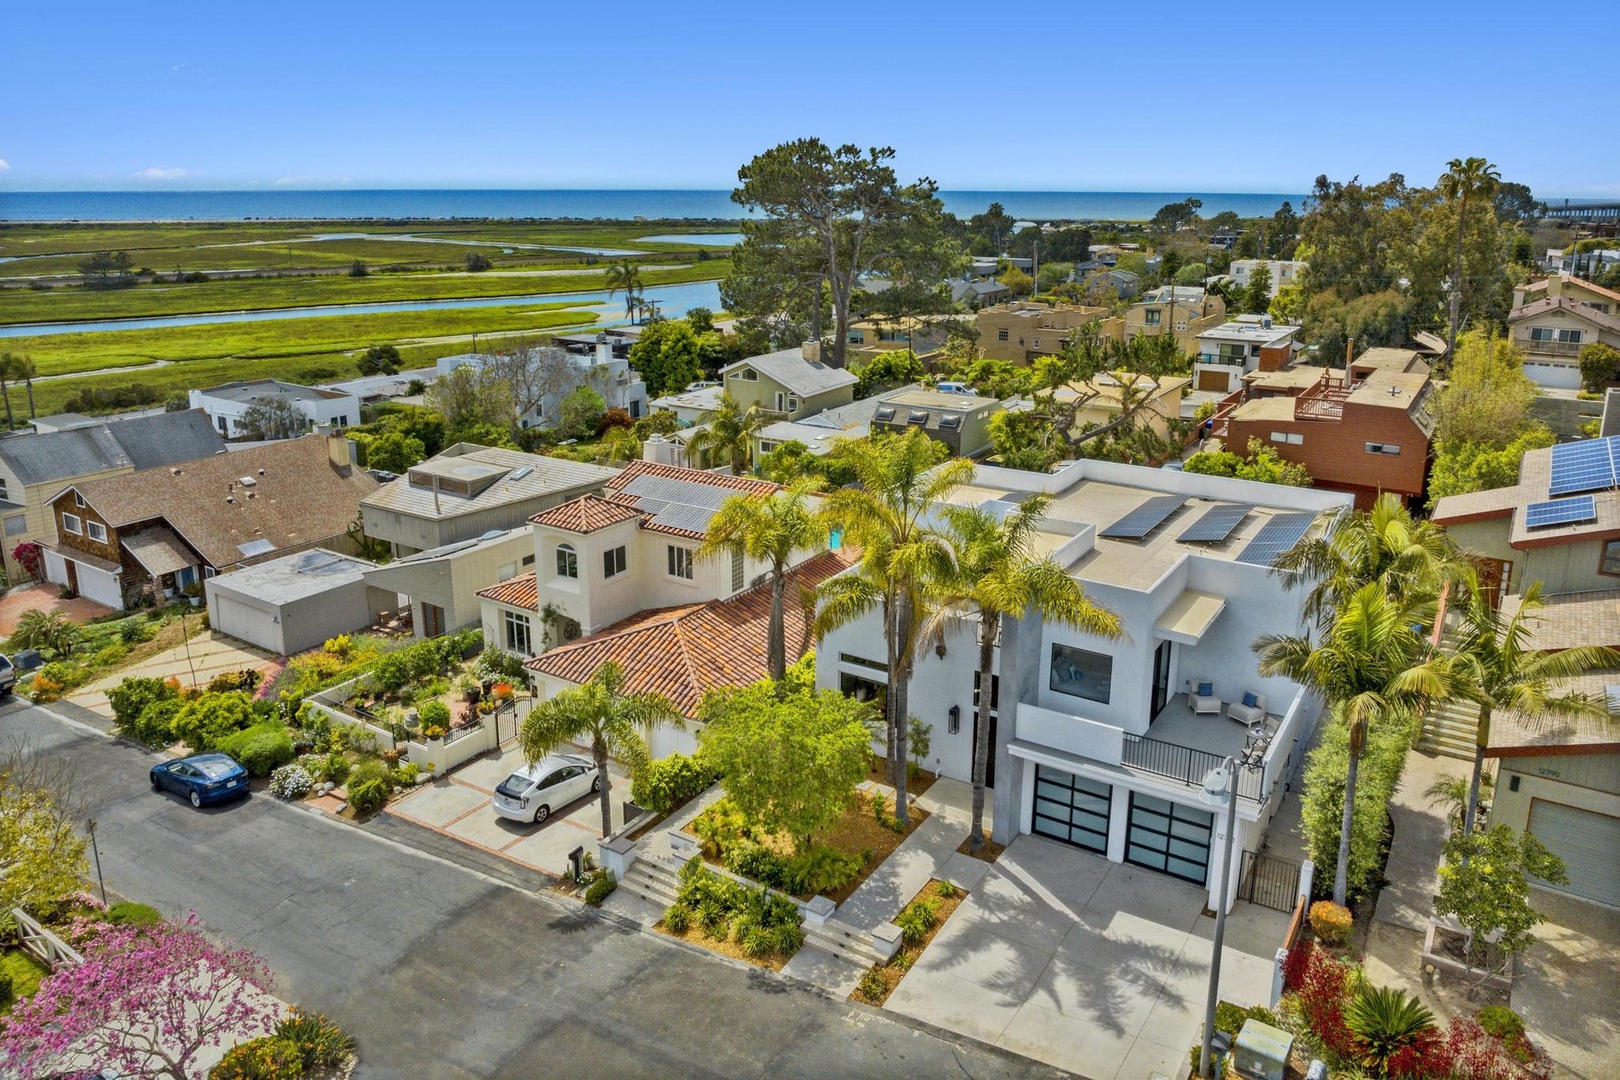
[594,739,613,838]
[0,379,12,431]
[1448,196,1466,362]
[1334,727,1362,906]
[969,615,997,849]
[1462,705,1491,841]
[767,568,786,684]
[24,377,34,418]
[891,590,914,826]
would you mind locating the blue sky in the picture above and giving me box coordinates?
[2,0,1611,197]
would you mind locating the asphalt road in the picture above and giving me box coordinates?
[4,701,1063,1080]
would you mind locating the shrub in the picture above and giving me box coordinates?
[632,752,719,815]
[346,759,393,814]
[417,699,451,731]
[209,1035,304,1080]
[323,634,354,658]
[391,761,420,787]
[936,881,960,900]
[895,897,940,946]
[739,924,776,958]
[1344,985,1436,1073]
[1188,1043,1228,1079]
[119,619,155,645]
[724,841,788,890]
[273,1007,355,1070]
[782,845,862,896]
[1282,943,1358,1062]
[269,764,314,800]
[584,871,617,905]
[663,903,690,933]
[109,676,177,734]
[317,752,351,786]
[0,969,12,1012]
[1475,1005,1524,1042]
[207,668,264,695]
[91,643,127,668]
[215,723,295,777]
[133,698,185,746]
[1309,900,1354,945]
[691,797,752,859]
[105,901,163,926]
[474,647,528,683]
[37,660,87,691]
[856,968,888,1003]
[172,691,258,751]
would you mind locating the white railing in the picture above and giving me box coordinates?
[1013,703,1124,764]
[14,908,82,968]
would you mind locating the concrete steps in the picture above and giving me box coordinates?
[1417,698,1479,761]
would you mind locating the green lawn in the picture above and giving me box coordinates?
[3,260,729,324]
[0,949,48,1009]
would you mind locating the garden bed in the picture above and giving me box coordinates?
[851,879,965,1006]
[656,858,804,971]
[1422,919,1514,994]
[956,835,1005,864]
[867,756,938,800]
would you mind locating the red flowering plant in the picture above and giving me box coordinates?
[11,541,43,581]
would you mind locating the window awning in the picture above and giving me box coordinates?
[1153,589,1227,645]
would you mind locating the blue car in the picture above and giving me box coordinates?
[150,753,249,808]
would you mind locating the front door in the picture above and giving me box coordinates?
[421,603,446,638]
[1150,639,1172,723]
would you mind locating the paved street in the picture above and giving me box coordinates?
[3,700,1061,1080]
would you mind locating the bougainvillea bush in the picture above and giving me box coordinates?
[0,913,279,1080]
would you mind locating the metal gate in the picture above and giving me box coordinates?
[1237,850,1301,912]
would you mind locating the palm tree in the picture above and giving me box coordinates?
[1274,493,1475,630]
[10,608,79,658]
[518,661,684,837]
[9,354,37,419]
[684,392,764,475]
[815,430,975,825]
[698,484,829,683]
[1255,582,1450,904]
[0,353,17,431]
[1445,581,1618,840]
[1438,157,1501,363]
[928,495,1122,849]
[604,261,644,320]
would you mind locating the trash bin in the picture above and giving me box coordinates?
[567,845,585,881]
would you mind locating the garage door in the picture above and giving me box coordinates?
[1197,370,1230,393]
[1032,765,1110,854]
[1527,799,1620,906]
[1125,792,1213,885]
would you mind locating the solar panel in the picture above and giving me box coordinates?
[1548,437,1619,496]
[1524,495,1597,529]
[1177,502,1255,544]
[1235,512,1317,567]
[621,473,733,510]
[648,503,720,534]
[1099,495,1185,540]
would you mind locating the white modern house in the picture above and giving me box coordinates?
[1192,316,1304,395]
[1225,259,1307,299]
[189,380,361,439]
[815,459,1352,911]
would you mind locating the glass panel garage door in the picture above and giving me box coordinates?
[1126,792,1213,885]
[1032,765,1111,854]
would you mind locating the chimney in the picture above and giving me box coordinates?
[595,335,612,367]
[327,433,354,469]
[801,340,822,363]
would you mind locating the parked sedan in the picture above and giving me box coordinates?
[150,753,250,808]
[492,754,600,824]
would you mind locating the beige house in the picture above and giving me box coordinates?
[0,411,224,583]
[844,317,952,365]
[1050,373,1190,444]
[1507,275,1620,390]
[359,444,618,559]
[976,301,1113,363]
[1124,287,1227,355]
[720,347,856,421]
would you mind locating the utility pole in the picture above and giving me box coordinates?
[87,817,107,905]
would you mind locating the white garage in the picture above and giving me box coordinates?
[1527,800,1620,907]
[205,549,393,656]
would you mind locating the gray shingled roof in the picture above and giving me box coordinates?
[0,410,225,486]
[721,349,858,396]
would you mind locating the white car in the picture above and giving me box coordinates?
[492,754,601,824]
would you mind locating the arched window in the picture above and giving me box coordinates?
[555,543,578,579]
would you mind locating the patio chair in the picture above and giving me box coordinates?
[1186,679,1221,716]
[1227,691,1267,726]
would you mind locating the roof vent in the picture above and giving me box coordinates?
[238,476,258,487]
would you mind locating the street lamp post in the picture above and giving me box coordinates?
[1198,756,1241,1079]
[87,817,107,905]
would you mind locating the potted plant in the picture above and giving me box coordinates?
[181,582,203,607]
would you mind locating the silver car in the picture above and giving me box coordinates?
[492,754,601,824]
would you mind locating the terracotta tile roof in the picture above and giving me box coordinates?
[62,435,377,571]
[530,494,646,533]
[477,572,538,609]
[525,548,856,716]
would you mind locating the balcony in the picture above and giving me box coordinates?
[1513,335,1582,357]
[1014,689,1309,806]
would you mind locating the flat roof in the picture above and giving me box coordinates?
[883,387,1001,411]
[362,445,617,520]
[1198,320,1301,344]
[199,379,352,404]
[933,460,1346,592]
[211,548,376,605]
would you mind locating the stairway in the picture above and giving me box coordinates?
[1416,697,1479,761]
[618,850,891,968]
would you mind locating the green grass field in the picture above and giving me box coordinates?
[3,260,730,324]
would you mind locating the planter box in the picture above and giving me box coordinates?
[1421,918,1512,991]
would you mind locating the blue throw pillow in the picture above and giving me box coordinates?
[1242,692,1258,709]
[1197,682,1213,697]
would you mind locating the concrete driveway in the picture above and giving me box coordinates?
[386,744,631,878]
[1514,888,1620,1079]
[885,834,1289,1080]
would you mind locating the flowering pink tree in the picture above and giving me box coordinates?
[0,913,279,1080]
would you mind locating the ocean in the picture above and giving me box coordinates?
[0,189,1308,223]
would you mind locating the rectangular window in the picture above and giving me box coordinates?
[1602,540,1620,576]
[840,652,889,673]
[3,516,24,537]
[1144,309,1162,326]
[1050,643,1113,703]
[503,611,532,655]
[0,477,7,499]
[667,545,694,579]
[86,521,108,543]
[839,671,886,706]
[556,545,578,579]
[997,328,1009,342]
[1269,431,1304,445]
[731,548,745,592]
[603,545,626,578]
[758,441,778,455]
[1364,442,1402,455]
[732,368,757,381]
[62,512,82,536]
[787,396,800,412]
